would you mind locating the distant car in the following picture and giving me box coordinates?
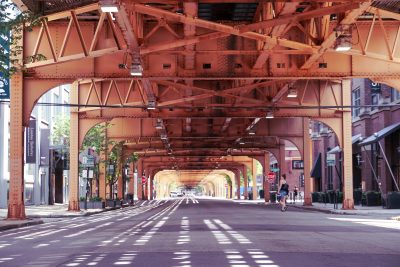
[177,192,183,197]
[170,192,178,197]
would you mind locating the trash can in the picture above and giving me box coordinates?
[270,191,277,203]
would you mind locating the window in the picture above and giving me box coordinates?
[352,87,361,118]
[391,88,400,102]
[371,93,379,111]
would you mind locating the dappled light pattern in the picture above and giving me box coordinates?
[328,217,400,230]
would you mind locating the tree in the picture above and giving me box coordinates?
[106,141,124,199]
[82,123,111,154]
[51,114,70,146]
[0,1,42,77]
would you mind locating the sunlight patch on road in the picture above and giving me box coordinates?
[173,250,191,267]
[247,249,278,267]
[177,217,191,245]
[113,253,136,265]
[205,219,232,244]
[86,254,106,266]
[0,242,11,249]
[134,217,167,246]
[213,219,252,244]
[224,250,249,267]
[328,217,400,230]
[0,257,14,264]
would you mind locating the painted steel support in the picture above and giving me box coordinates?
[7,61,26,220]
[303,118,313,206]
[279,141,286,179]
[235,170,241,200]
[243,166,248,200]
[342,79,355,210]
[69,81,80,211]
[128,161,135,195]
[149,176,154,200]
[137,159,143,200]
[252,159,258,200]
[263,153,271,203]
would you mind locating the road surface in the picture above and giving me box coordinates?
[0,197,399,267]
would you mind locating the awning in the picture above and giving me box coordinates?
[359,122,400,146]
[311,153,322,179]
[327,146,341,154]
[327,134,363,154]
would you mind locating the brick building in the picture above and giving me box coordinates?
[311,79,400,198]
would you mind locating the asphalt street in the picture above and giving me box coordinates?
[0,197,399,267]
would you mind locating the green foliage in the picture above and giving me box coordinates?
[224,174,232,186]
[82,123,112,154]
[0,1,43,77]
[127,153,139,163]
[89,196,102,202]
[106,141,125,186]
[51,114,70,146]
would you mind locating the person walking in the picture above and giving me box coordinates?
[279,174,289,211]
[293,185,298,204]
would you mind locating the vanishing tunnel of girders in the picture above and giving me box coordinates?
[7,0,400,219]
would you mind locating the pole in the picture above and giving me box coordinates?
[377,141,400,191]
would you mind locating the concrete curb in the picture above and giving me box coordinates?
[288,204,400,218]
[391,216,400,221]
[288,204,371,215]
[0,219,44,232]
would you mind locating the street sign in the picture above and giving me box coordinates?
[26,120,36,163]
[267,172,275,183]
[371,82,381,94]
[326,154,336,166]
[142,176,147,184]
[271,168,280,172]
[81,155,95,167]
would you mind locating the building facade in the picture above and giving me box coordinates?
[0,85,70,208]
[311,79,400,198]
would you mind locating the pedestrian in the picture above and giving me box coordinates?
[293,185,298,204]
[279,174,289,211]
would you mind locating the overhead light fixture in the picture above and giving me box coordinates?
[147,100,156,110]
[130,63,143,76]
[334,25,352,52]
[155,120,163,130]
[160,134,167,140]
[287,88,298,98]
[100,0,119,13]
[266,111,274,119]
[239,140,245,145]
[248,129,256,135]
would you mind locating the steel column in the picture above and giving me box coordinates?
[252,159,258,200]
[7,65,26,220]
[342,79,355,210]
[263,153,271,202]
[68,81,80,211]
[243,166,248,200]
[303,118,313,206]
[137,159,143,200]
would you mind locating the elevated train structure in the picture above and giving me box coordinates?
[7,0,400,218]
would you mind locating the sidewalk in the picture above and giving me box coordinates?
[289,202,400,219]
[233,199,400,220]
